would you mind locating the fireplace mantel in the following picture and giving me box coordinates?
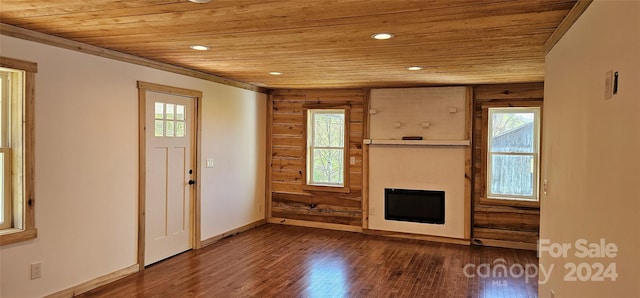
[364,139,470,146]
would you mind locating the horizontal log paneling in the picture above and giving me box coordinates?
[474,208,539,231]
[271,148,304,160]
[269,89,365,227]
[272,123,304,136]
[271,158,303,171]
[270,136,304,148]
[271,200,361,217]
[272,182,304,194]
[271,206,362,226]
[473,228,539,244]
[473,82,545,100]
[472,83,544,250]
[273,192,361,208]
[271,171,303,183]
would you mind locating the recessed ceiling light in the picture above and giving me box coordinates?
[407,66,423,71]
[189,45,210,51]
[188,0,211,3]
[269,72,283,76]
[371,33,395,40]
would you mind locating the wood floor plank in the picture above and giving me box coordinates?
[78,224,538,297]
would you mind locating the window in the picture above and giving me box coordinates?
[305,108,349,192]
[0,57,36,245]
[154,102,186,137]
[0,71,12,230]
[487,107,540,201]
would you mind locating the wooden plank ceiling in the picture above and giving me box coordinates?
[0,0,576,89]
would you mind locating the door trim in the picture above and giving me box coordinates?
[137,81,203,270]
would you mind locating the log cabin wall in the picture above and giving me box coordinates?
[268,89,366,228]
[471,83,544,250]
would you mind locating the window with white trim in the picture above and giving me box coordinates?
[306,109,347,187]
[487,107,541,201]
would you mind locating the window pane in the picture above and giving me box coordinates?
[155,102,164,119]
[313,113,344,147]
[490,112,535,153]
[166,104,175,120]
[176,105,185,121]
[312,148,344,184]
[166,121,175,137]
[0,152,3,224]
[490,154,534,196]
[154,120,164,137]
[0,77,3,147]
[176,122,185,137]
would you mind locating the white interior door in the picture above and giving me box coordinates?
[144,91,195,266]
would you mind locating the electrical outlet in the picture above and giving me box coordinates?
[31,262,42,280]
[350,156,356,165]
[369,207,376,215]
[543,179,549,196]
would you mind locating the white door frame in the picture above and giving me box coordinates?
[137,81,202,270]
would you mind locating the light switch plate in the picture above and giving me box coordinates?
[206,159,215,168]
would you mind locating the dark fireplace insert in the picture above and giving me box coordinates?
[385,188,445,224]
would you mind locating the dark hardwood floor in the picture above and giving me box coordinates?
[79,224,539,298]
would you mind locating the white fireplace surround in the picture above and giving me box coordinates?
[366,87,470,240]
[368,145,466,239]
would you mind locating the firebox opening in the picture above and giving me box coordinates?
[385,188,445,224]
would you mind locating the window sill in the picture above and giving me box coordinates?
[479,197,539,208]
[0,228,37,246]
[0,228,22,235]
[302,185,351,193]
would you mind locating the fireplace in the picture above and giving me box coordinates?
[385,188,445,224]
[366,87,469,240]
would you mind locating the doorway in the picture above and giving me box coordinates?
[137,81,202,268]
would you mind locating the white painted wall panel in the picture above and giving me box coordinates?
[369,87,467,140]
[541,1,640,297]
[0,35,265,298]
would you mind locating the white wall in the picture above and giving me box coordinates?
[0,35,266,298]
[541,0,640,297]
